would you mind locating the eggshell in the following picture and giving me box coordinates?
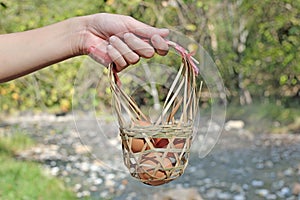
[138,152,173,186]
[130,120,152,153]
[173,138,186,149]
[131,138,146,153]
[153,138,169,148]
[135,120,151,126]
[154,138,186,149]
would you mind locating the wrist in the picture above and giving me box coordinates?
[68,15,92,56]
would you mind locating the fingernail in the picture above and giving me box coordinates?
[109,36,117,43]
[124,32,133,39]
[151,34,161,43]
[159,28,169,36]
[107,44,113,51]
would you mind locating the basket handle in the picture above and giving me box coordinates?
[108,40,201,126]
[110,40,199,86]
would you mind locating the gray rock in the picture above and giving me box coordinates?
[272,180,285,190]
[206,188,221,199]
[283,168,294,176]
[50,166,60,176]
[256,162,264,169]
[153,188,203,200]
[277,187,291,198]
[242,184,249,190]
[94,178,103,185]
[224,120,245,131]
[252,180,264,187]
[233,194,246,200]
[230,183,244,193]
[266,194,277,200]
[264,160,274,168]
[255,189,269,197]
[217,192,232,199]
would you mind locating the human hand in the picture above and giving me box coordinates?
[80,13,169,72]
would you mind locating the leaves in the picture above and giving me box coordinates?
[0,0,299,114]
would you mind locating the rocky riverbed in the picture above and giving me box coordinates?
[1,113,300,200]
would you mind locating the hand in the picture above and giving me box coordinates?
[81,13,169,72]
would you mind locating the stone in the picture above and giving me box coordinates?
[266,194,277,200]
[233,194,246,200]
[80,162,90,172]
[74,144,92,154]
[217,192,232,199]
[224,120,245,131]
[252,180,264,187]
[206,188,221,199]
[256,163,264,169]
[277,187,291,198]
[81,191,91,197]
[153,188,203,200]
[264,160,274,168]
[255,189,269,197]
[94,178,103,185]
[292,183,300,195]
[242,184,249,190]
[272,180,285,190]
[50,166,60,176]
[283,168,294,176]
[74,183,82,192]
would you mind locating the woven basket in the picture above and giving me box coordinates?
[109,41,201,186]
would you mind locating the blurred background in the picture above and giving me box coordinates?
[0,0,299,200]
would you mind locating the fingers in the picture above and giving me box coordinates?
[108,35,140,71]
[124,33,155,58]
[87,40,112,67]
[107,33,169,72]
[151,34,169,56]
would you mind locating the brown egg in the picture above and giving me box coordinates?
[153,138,169,148]
[173,138,186,149]
[130,120,152,153]
[154,138,186,149]
[138,152,173,186]
[130,138,146,153]
[135,119,151,126]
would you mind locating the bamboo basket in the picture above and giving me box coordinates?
[109,41,202,186]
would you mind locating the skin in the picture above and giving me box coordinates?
[0,13,169,83]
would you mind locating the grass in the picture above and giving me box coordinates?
[225,101,300,133]
[0,130,76,200]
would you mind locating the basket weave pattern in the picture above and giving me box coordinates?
[109,41,200,186]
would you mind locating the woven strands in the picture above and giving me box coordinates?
[109,41,201,186]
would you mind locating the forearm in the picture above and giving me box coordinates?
[0,16,88,83]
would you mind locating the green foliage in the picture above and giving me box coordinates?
[0,130,34,155]
[0,155,76,200]
[239,0,300,99]
[0,0,105,113]
[0,132,75,200]
[226,100,300,133]
[0,0,299,114]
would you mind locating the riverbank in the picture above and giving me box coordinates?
[1,113,300,200]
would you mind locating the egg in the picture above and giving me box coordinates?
[173,138,186,149]
[154,138,186,149]
[153,138,169,148]
[138,152,173,186]
[131,138,146,153]
[130,120,152,153]
[135,120,151,126]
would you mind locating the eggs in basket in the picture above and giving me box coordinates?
[120,120,193,186]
